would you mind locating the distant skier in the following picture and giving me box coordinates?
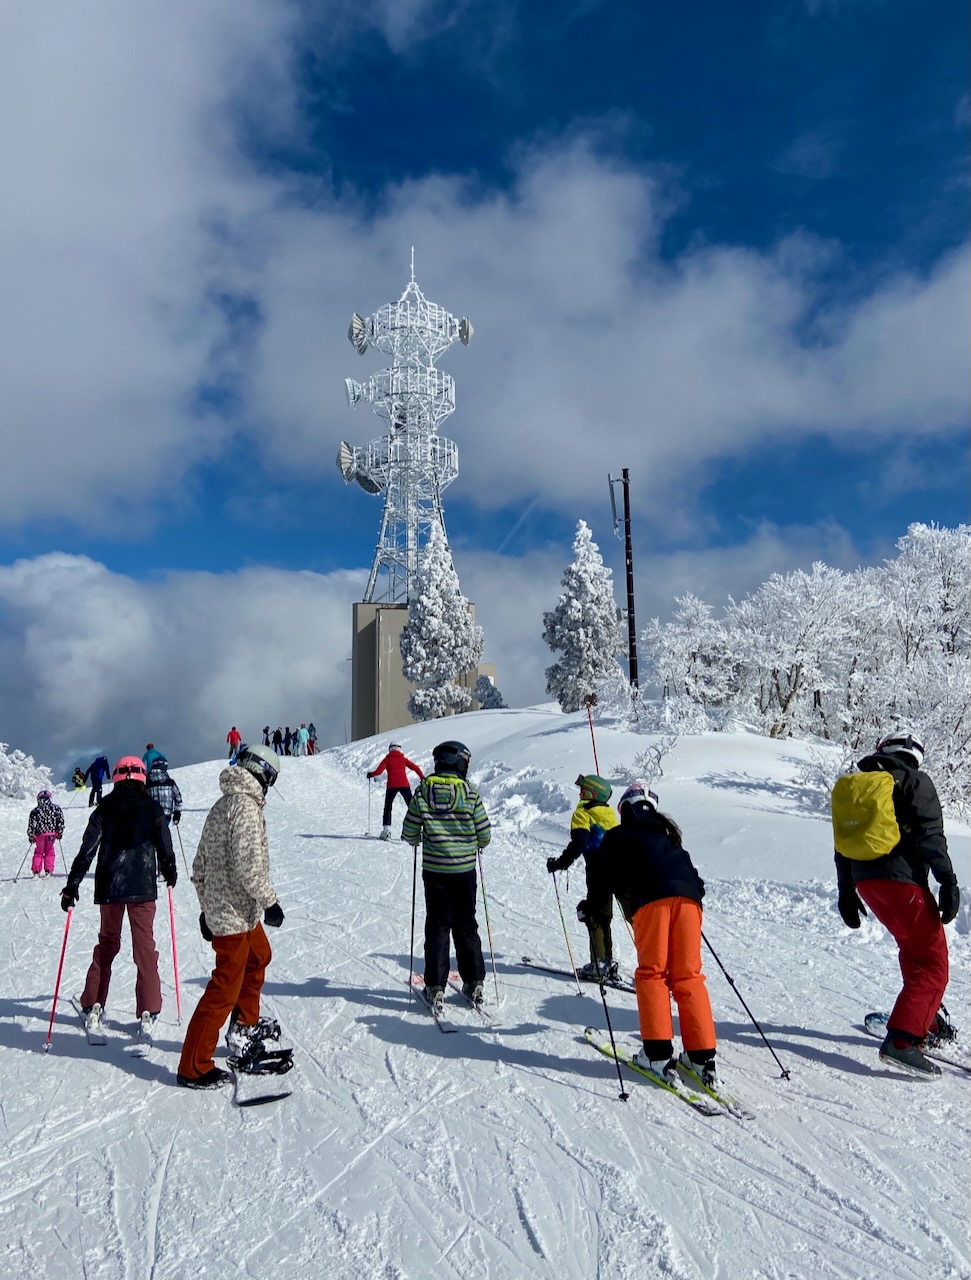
[72,767,86,790]
[307,723,317,755]
[146,756,183,826]
[402,741,490,1010]
[61,756,177,1041]
[177,743,285,1090]
[271,727,284,756]
[834,729,959,1078]
[367,742,425,840]
[545,774,620,979]
[294,724,310,757]
[83,754,111,807]
[143,744,165,771]
[226,727,242,759]
[262,726,271,747]
[586,782,719,1087]
[283,727,292,756]
[27,789,65,876]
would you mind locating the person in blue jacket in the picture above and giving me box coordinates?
[83,754,111,807]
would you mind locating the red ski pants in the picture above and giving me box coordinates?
[856,880,949,1041]
[631,897,716,1052]
[80,902,162,1017]
[177,924,272,1079]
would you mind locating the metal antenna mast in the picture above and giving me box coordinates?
[608,468,639,687]
[337,263,473,604]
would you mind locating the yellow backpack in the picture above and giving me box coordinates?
[831,771,901,860]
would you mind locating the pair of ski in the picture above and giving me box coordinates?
[584,1028,753,1119]
[863,1012,970,1077]
[69,996,153,1058]
[412,973,495,1033]
[521,955,636,995]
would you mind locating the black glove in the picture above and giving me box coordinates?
[172,811,181,825]
[939,880,960,925]
[61,886,79,913]
[164,870,178,889]
[199,913,213,942]
[576,899,591,924]
[366,772,375,780]
[838,889,867,930]
[264,902,285,928]
[546,853,569,874]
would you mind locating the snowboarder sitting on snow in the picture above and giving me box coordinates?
[72,768,86,790]
[367,742,425,840]
[585,782,719,1087]
[546,774,620,980]
[834,728,959,1079]
[146,756,183,827]
[402,741,491,1010]
[27,789,65,876]
[61,756,177,1039]
[83,754,111,807]
[177,743,285,1090]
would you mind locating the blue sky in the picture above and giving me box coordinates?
[0,1,967,770]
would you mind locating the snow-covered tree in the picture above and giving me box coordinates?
[400,523,484,722]
[543,520,626,714]
[0,741,53,800]
[641,593,737,731]
[474,674,507,710]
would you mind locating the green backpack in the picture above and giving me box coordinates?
[831,771,901,860]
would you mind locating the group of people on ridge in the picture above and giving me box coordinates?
[43,720,958,1091]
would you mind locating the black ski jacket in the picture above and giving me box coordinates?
[834,751,953,894]
[66,783,176,904]
[588,806,705,921]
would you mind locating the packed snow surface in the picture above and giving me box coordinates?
[1,708,968,1280]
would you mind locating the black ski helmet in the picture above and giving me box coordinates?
[433,740,471,778]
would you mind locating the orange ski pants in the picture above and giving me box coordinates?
[631,897,716,1052]
[178,924,272,1079]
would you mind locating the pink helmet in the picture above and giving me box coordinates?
[112,756,147,784]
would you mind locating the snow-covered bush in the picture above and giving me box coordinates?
[0,741,53,800]
[543,520,626,713]
[474,674,507,710]
[400,523,484,722]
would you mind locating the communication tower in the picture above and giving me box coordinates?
[337,256,473,603]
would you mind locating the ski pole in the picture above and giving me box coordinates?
[174,824,189,875]
[477,849,500,1005]
[14,845,31,881]
[550,871,583,996]
[57,838,68,876]
[596,974,629,1102]
[584,695,600,774]
[702,931,790,1080]
[408,842,418,1001]
[366,777,373,836]
[168,887,182,1024]
[44,908,73,1051]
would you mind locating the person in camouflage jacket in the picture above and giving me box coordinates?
[177,746,284,1088]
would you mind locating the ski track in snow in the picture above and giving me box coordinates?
[0,714,968,1280]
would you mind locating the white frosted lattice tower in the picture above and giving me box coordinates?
[337,259,473,604]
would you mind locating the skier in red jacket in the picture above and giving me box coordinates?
[367,743,424,840]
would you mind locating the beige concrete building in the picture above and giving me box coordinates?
[351,602,495,740]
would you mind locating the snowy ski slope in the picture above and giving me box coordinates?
[0,707,968,1280]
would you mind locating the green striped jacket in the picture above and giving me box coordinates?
[401,771,491,874]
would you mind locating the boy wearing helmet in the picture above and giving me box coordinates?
[27,789,65,876]
[835,729,959,1078]
[61,757,177,1038]
[401,741,491,1010]
[586,782,718,1087]
[177,743,285,1089]
[546,775,620,980]
[367,742,425,840]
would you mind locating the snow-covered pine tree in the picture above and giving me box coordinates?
[399,523,485,722]
[0,742,53,800]
[474,674,507,710]
[543,519,626,714]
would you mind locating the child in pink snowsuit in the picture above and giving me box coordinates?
[27,790,65,876]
